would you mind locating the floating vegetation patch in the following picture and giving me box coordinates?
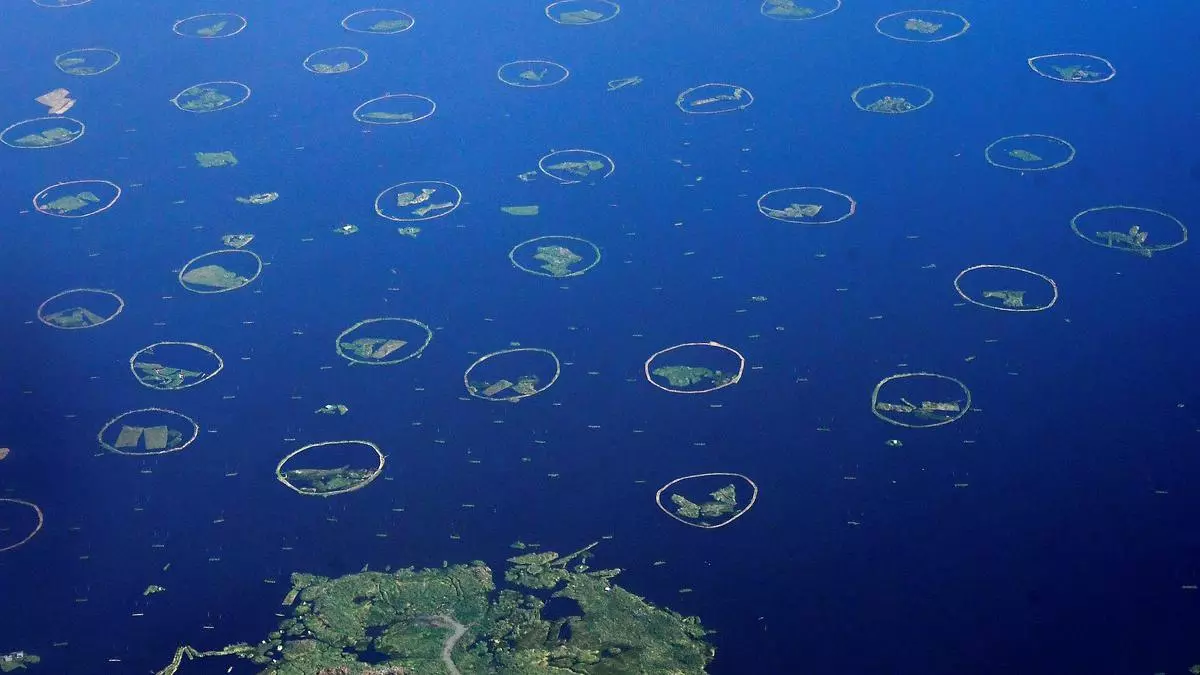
[341,8,415,34]
[221,233,254,248]
[33,179,121,218]
[54,47,121,75]
[235,192,276,206]
[497,59,570,88]
[170,81,251,113]
[676,83,755,114]
[760,0,842,21]
[129,341,224,391]
[1,116,84,149]
[37,288,124,329]
[656,473,759,529]
[953,265,1059,312]
[509,235,601,278]
[645,341,745,394]
[538,148,615,184]
[1070,205,1188,258]
[353,93,436,124]
[303,46,368,74]
[276,440,385,497]
[464,348,561,402]
[336,317,433,365]
[97,408,200,456]
[875,9,970,42]
[757,186,856,225]
[195,150,237,168]
[871,372,971,428]
[545,0,621,25]
[851,81,934,113]
[374,180,461,221]
[1028,53,1116,83]
[178,249,263,294]
[172,13,247,39]
[985,134,1076,171]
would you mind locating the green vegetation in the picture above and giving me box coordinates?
[865,96,915,113]
[533,245,583,276]
[875,398,962,422]
[362,111,414,121]
[13,127,79,147]
[281,466,375,495]
[981,290,1026,308]
[369,18,412,32]
[235,193,277,205]
[1052,64,1100,81]
[43,306,105,328]
[0,652,40,672]
[339,337,409,361]
[904,18,941,34]
[222,233,255,248]
[114,425,184,452]
[1096,225,1154,257]
[40,191,99,214]
[181,264,249,290]
[195,151,237,168]
[195,21,228,37]
[763,203,822,219]
[501,205,539,216]
[1007,149,1042,162]
[762,1,815,18]
[133,362,205,390]
[670,484,739,521]
[315,404,349,416]
[177,86,232,112]
[559,9,606,24]
[144,585,166,596]
[547,159,605,177]
[310,62,351,74]
[396,227,421,237]
[652,365,731,389]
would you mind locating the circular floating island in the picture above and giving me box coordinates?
[375,180,461,221]
[336,317,433,365]
[509,235,601,277]
[1070,205,1187,258]
[54,47,121,75]
[656,473,758,529]
[871,372,971,428]
[303,46,368,74]
[645,341,744,394]
[0,499,43,553]
[760,0,841,21]
[538,149,614,184]
[2,116,84,149]
[757,186,856,225]
[172,13,247,38]
[178,249,263,294]
[98,408,200,456]
[851,81,934,113]
[341,9,415,34]
[875,9,970,42]
[985,134,1075,171]
[171,81,251,113]
[676,83,754,114]
[465,348,561,402]
[353,93,435,125]
[130,341,224,391]
[33,179,120,218]
[545,0,620,25]
[1028,53,1115,83]
[37,288,124,329]
[498,60,570,88]
[276,440,385,497]
[953,264,1059,312]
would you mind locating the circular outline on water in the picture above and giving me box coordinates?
[655,473,759,529]
[97,407,200,456]
[129,341,225,391]
[37,288,124,329]
[170,81,251,114]
[54,47,121,76]
[675,82,755,115]
[33,179,121,219]
[756,186,857,225]
[171,12,247,39]
[538,148,615,184]
[374,181,462,222]
[0,499,43,553]
[303,46,369,74]
[2,116,85,149]
[851,81,934,113]
[276,440,385,497]
[335,317,433,365]
[341,9,416,34]
[464,348,562,402]
[178,249,264,295]
[984,134,1076,171]
[1028,53,1116,84]
[497,60,571,88]
[352,93,436,125]
[509,235,602,278]
[1070,205,1188,254]
[545,0,620,25]
[870,372,971,428]
[759,0,842,21]
[874,9,970,43]
[644,341,746,394]
[953,264,1059,313]
[33,0,90,6]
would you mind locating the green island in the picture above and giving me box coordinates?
[652,366,732,389]
[763,203,822,219]
[177,86,232,112]
[0,651,39,672]
[763,0,816,18]
[670,485,740,522]
[134,362,205,390]
[42,306,106,328]
[875,398,962,422]
[1052,64,1101,81]
[195,21,228,37]
[397,227,422,237]
[144,585,166,596]
[335,224,360,235]
[369,18,412,32]
[195,151,237,168]
[904,17,941,34]
[1096,225,1154,257]
[340,337,409,361]
[547,160,606,177]
[40,191,99,214]
[533,245,583,277]
[114,424,184,452]
[472,375,541,399]
[311,62,351,74]
[13,127,79,147]
[519,68,548,82]
[363,111,415,121]
[281,466,375,495]
[222,233,255,248]
[981,290,1026,308]
[501,205,539,216]
[236,193,277,205]
[1007,149,1042,162]
[315,404,349,416]
[181,264,250,290]
[153,543,713,675]
[865,96,915,113]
